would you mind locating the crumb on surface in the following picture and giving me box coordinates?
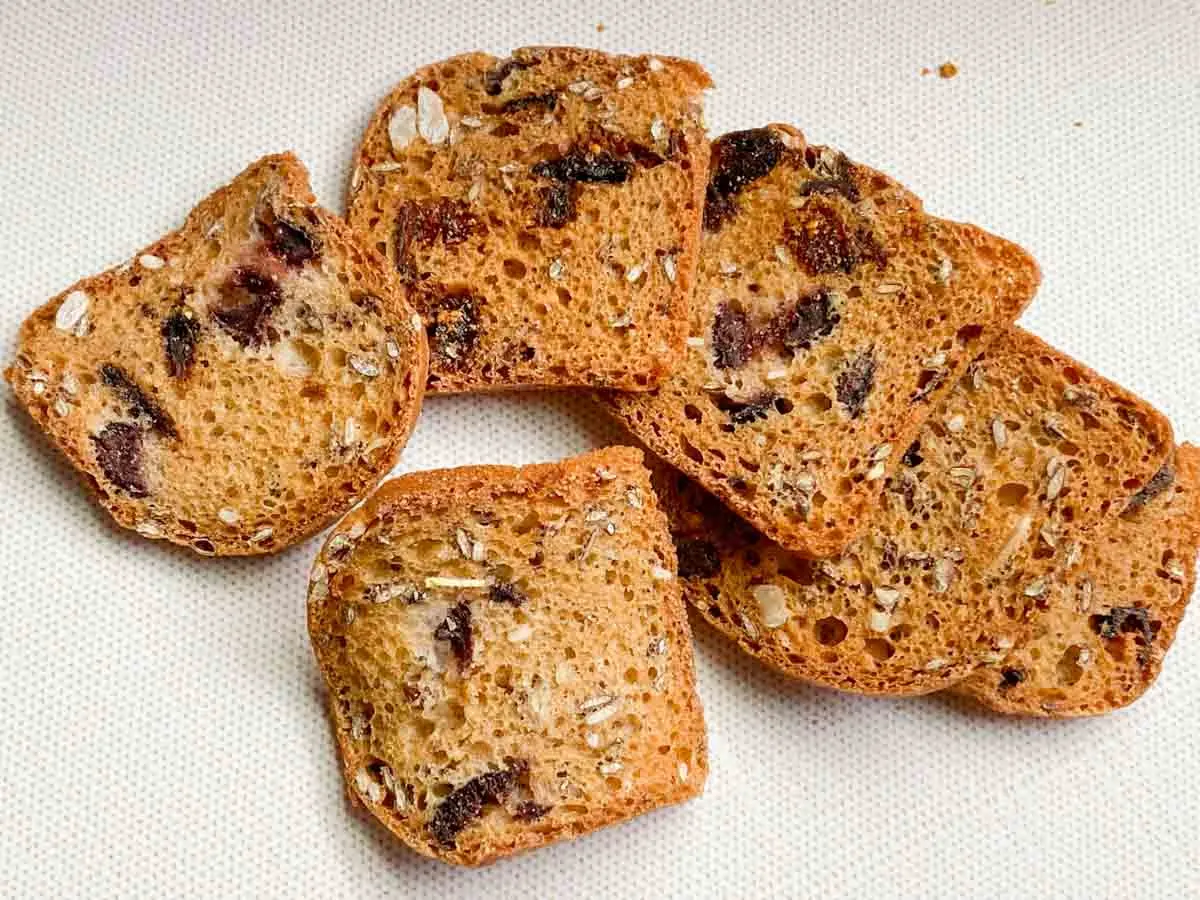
[596,22,605,32]
[938,62,959,79]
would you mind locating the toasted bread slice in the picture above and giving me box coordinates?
[598,124,1040,557]
[6,153,427,555]
[650,328,1171,694]
[306,447,706,865]
[348,46,711,393]
[955,444,1200,715]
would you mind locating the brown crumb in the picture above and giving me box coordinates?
[596,22,605,32]
[938,62,959,79]
[920,67,932,76]
[1073,121,1084,128]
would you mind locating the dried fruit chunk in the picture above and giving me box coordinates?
[784,197,886,276]
[766,289,840,352]
[532,151,631,184]
[393,200,477,281]
[674,537,720,579]
[211,267,282,348]
[100,364,175,436]
[161,308,200,378]
[513,801,551,821]
[703,128,784,231]
[92,422,148,497]
[536,183,577,228]
[435,601,474,666]
[258,211,317,267]
[1123,464,1174,516]
[424,292,482,370]
[710,304,754,370]
[427,766,521,847]
[836,350,876,419]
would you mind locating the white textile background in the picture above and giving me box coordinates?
[2,2,1198,897]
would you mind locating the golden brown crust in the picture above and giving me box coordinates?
[6,153,428,555]
[954,443,1200,716]
[650,328,1172,695]
[347,46,712,393]
[599,123,1041,557]
[307,447,706,865]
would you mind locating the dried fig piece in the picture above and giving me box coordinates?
[836,350,876,419]
[489,582,527,606]
[703,191,737,233]
[100,364,175,437]
[428,766,521,848]
[393,200,477,281]
[424,292,482,370]
[765,289,840,352]
[1122,464,1174,517]
[162,308,200,379]
[258,211,317,267]
[435,601,474,666]
[532,151,631,184]
[674,536,721,579]
[703,128,784,231]
[784,198,886,276]
[92,422,148,497]
[211,267,282,348]
[513,801,551,822]
[536,183,577,228]
[711,304,754,370]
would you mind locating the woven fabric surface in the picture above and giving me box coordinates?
[1,1,1197,897]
